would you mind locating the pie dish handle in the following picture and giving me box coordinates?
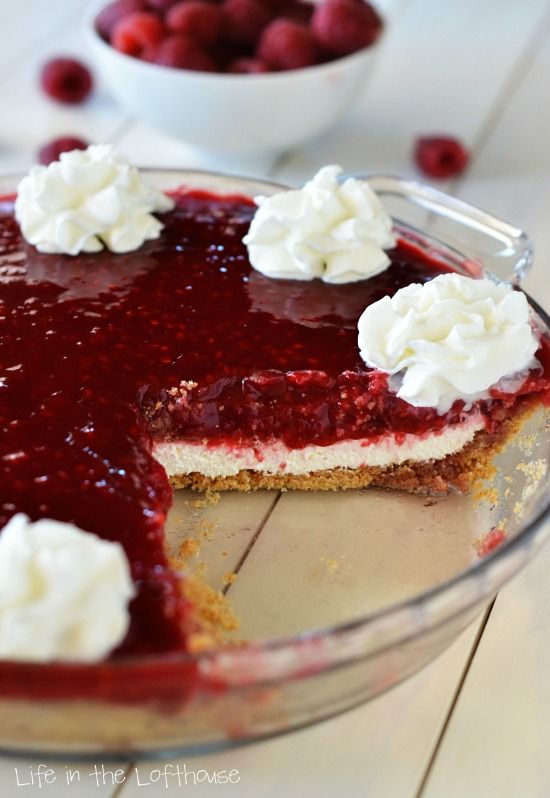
[361,174,533,285]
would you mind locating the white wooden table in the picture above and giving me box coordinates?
[2,1,550,795]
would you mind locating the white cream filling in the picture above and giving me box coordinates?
[153,416,485,479]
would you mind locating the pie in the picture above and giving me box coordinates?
[0,175,548,659]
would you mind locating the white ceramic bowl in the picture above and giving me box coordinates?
[85,1,379,163]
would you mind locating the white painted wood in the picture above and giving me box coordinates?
[419,18,550,798]
[0,0,88,76]
[123,624,481,798]
[422,542,550,798]
[0,1,126,173]
[450,21,550,309]
[274,0,550,185]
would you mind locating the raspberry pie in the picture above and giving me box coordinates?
[0,159,548,662]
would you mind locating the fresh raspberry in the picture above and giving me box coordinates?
[261,0,289,10]
[227,56,270,73]
[167,1,223,46]
[111,11,165,56]
[222,0,273,47]
[414,136,470,179]
[312,0,383,56]
[40,58,93,105]
[147,0,179,10]
[37,137,89,166]
[258,19,321,70]
[152,34,216,70]
[95,0,147,40]
[214,41,248,69]
[280,0,313,24]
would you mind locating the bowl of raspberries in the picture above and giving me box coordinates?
[87,0,384,161]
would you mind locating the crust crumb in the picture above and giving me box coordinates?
[179,537,201,559]
[182,573,240,637]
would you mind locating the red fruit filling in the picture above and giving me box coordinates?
[111,11,165,56]
[415,136,470,179]
[312,0,382,56]
[40,58,93,105]
[258,18,321,70]
[37,137,89,165]
[152,34,217,70]
[475,528,507,557]
[0,189,546,665]
[166,1,223,47]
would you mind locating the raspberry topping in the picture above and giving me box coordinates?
[414,136,470,179]
[475,528,507,557]
[37,137,89,166]
[222,0,273,47]
[111,11,165,56]
[152,34,216,70]
[227,57,270,73]
[0,189,547,663]
[312,0,383,56]
[40,58,93,105]
[166,1,223,47]
[258,18,321,70]
[96,0,147,40]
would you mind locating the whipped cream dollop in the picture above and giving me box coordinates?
[243,165,396,284]
[358,273,540,413]
[15,144,174,256]
[0,514,135,662]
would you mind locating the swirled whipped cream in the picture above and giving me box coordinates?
[15,144,174,256]
[0,514,135,662]
[243,165,396,284]
[358,273,540,413]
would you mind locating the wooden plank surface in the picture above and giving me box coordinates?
[124,623,483,798]
[422,543,550,798]
[0,0,549,795]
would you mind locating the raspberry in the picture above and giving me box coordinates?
[227,56,270,73]
[148,0,179,10]
[40,58,93,105]
[95,0,147,40]
[222,0,273,47]
[414,136,470,179]
[258,19,321,70]
[111,11,165,56]
[152,34,216,70]
[37,137,89,166]
[312,0,383,56]
[280,0,313,24]
[167,1,223,46]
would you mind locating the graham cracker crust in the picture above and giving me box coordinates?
[169,403,538,496]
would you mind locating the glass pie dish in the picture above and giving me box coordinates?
[0,170,548,758]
